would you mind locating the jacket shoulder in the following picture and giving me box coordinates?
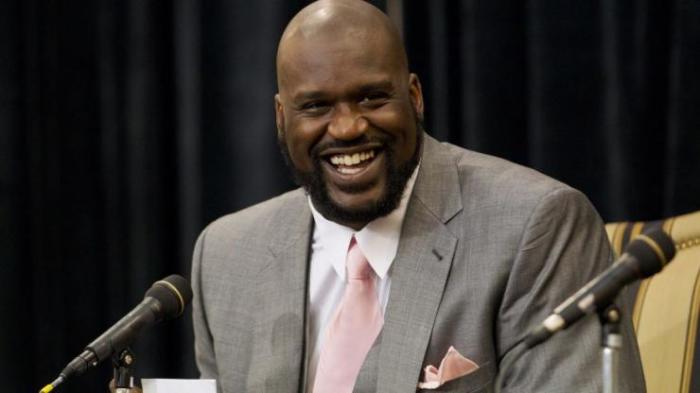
[197,188,308,259]
[440,141,577,202]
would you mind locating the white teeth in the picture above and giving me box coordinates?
[337,166,363,175]
[329,150,375,167]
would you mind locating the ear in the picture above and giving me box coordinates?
[408,73,424,122]
[274,93,285,140]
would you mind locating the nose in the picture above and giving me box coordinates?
[327,105,369,140]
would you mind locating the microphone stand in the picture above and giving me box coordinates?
[112,348,140,393]
[495,303,624,393]
[598,304,622,393]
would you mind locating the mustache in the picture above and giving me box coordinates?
[310,133,394,158]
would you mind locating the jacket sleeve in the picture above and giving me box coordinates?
[191,227,221,388]
[497,187,646,392]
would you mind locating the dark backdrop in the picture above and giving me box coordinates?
[1,1,698,392]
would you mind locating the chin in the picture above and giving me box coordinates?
[314,188,398,228]
[328,185,384,210]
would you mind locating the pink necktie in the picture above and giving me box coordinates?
[312,237,384,393]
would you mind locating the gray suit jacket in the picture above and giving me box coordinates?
[191,134,646,393]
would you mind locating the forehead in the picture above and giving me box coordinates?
[278,32,405,95]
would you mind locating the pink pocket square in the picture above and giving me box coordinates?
[417,346,480,389]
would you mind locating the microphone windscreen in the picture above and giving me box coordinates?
[625,229,676,277]
[145,275,193,319]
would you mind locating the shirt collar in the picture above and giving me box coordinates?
[308,164,420,281]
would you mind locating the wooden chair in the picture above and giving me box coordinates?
[605,210,700,393]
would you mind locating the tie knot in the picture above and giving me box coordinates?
[346,238,372,280]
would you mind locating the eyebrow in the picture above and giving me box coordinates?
[355,80,394,95]
[292,90,328,103]
[292,80,395,103]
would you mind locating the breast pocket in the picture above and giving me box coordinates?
[417,361,495,393]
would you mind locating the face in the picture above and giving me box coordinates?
[276,32,424,229]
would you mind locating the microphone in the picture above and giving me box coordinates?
[524,229,676,348]
[40,275,193,393]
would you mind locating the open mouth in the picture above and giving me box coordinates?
[323,148,381,175]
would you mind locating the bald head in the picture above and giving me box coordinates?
[276,0,408,91]
[272,0,424,229]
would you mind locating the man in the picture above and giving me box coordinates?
[191,1,646,392]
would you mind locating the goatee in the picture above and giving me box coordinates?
[279,125,423,227]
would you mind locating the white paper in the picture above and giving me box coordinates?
[142,378,216,393]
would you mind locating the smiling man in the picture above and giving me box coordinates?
[191,1,645,392]
[274,1,423,230]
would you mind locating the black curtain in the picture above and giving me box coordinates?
[0,1,697,392]
[405,0,700,221]
[1,1,306,392]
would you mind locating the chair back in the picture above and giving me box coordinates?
[605,210,700,393]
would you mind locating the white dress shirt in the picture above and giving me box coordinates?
[305,165,420,391]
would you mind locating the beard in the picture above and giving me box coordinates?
[279,121,424,227]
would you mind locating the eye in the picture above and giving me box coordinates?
[360,92,389,107]
[300,101,330,115]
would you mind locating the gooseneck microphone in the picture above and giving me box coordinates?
[40,275,193,393]
[524,229,676,348]
[494,229,677,393]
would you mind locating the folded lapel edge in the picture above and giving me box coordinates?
[377,134,463,392]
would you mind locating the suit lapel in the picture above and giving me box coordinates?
[242,135,461,392]
[246,191,312,392]
[376,135,463,392]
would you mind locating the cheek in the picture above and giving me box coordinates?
[368,105,417,158]
[285,119,326,167]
